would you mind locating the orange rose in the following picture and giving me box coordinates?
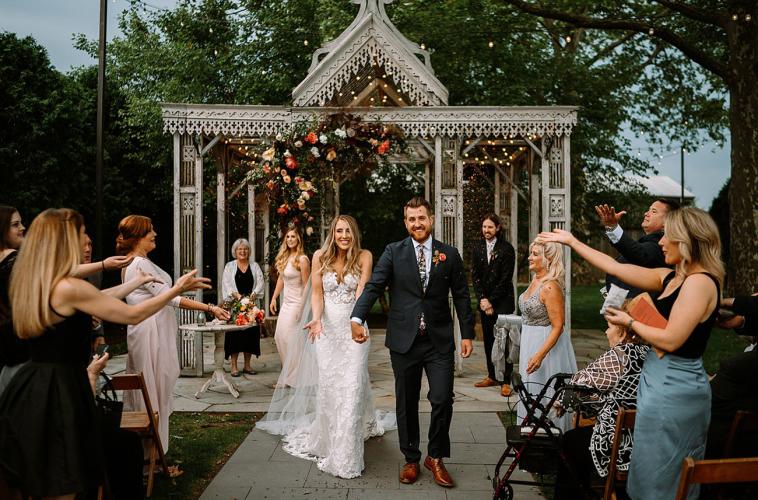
[377,139,391,155]
[305,132,318,144]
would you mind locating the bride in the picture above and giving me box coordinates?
[257,215,394,479]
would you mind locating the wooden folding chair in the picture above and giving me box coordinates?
[675,456,758,500]
[110,373,168,497]
[603,408,636,500]
[723,410,758,457]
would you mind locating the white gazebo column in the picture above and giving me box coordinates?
[216,163,226,303]
[433,135,465,374]
[174,133,204,306]
[541,135,572,328]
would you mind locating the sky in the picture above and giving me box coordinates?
[1,0,732,209]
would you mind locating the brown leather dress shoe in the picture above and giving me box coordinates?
[424,456,454,488]
[474,377,499,388]
[399,462,420,484]
[500,384,513,397]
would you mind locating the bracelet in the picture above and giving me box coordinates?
[101,261,106,272]
[207,303,212,312]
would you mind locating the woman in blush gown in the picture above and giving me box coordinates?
[258,215,394,479]
[117,215,229,455]
[269,226,310,387]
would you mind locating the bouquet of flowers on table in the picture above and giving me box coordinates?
[221,294,264,326]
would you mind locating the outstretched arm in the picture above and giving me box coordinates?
[538,229,669,292]
[101,270,162,299]
[613,231,664,267]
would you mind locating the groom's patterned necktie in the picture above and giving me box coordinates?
[417,244,427,334]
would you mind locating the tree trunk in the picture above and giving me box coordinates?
[727,19,758,296]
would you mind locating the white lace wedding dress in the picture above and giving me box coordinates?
[260,271,394,479]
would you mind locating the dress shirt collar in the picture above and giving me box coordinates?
[414,237,432,253]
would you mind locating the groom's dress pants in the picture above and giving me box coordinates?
[390,333,455,462]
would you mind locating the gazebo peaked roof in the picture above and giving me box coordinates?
[291,0,448,107]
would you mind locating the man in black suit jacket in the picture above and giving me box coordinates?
[351,197,474,488]
[596,198,679,297]
[470,213,515,397]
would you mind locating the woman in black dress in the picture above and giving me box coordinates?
[221,238,265,376]
[0,208,211,499]
[0,206,27,396]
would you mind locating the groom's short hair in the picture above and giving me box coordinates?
[404,197,433,217]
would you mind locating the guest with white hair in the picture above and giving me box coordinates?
[221,238,265,376]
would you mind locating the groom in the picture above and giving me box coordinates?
[351,197,474,488]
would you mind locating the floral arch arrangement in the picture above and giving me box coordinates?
[243,112,406,236]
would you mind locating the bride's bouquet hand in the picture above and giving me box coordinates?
[305,319,322,342]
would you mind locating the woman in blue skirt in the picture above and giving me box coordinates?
[539,207,723,499]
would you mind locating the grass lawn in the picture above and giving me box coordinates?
[150,412,263,500]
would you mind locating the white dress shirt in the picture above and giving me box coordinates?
[486,237,497,263]
[415,237,433,285]
[605,225,624,244]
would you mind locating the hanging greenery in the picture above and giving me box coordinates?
[243,112,407,234]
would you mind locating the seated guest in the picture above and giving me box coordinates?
[705,291,758,459]
[221,238,265,377]
[555,315,650,499]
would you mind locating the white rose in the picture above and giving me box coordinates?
[306,226,314,236]
[283,149,292,158]
[275,133,283,141]
[319,134,328,144]
[334,128,347,138]
[240,297,250,305]
[302,191,310,200]
[294,140,303,148]
[310,146,320,158]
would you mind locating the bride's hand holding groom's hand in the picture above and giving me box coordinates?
[305,318,323,342]
[351,321,368,344]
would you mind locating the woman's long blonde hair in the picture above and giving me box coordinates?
[274,226,305,274]
[664,207,724,287]
[319,215,362,282]
[10,208,84,338]
[530,240,565,285]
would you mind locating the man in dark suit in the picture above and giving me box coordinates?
[596,198,679,297]
[351,197,474,488]
[470,213,515,397]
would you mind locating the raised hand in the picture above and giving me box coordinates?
[595,204,626,228]
[174,269,212,293]
[102,255,134,271]
[537,228,575,246]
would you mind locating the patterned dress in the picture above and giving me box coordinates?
[569,343,650,476]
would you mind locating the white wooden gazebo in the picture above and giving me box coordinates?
[162,0,577,374]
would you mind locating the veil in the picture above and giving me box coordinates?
[256,278,319,436]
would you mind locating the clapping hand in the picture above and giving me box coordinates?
[595,204,626,228]
[174,269,212,293]
[102,255,134,271]
[305,319,323,342]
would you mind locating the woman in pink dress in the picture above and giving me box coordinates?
[270,227,310,387]
[117,215,229,455]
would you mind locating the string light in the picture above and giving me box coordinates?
[420,43,426,50]
[732,14,738,21]
[488,40,494,48]
[565,35,571,43]
[648,28,654,35]
[746,14,752,21]
[303,39,309,46]
[209,27,213,33]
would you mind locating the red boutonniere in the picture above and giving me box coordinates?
[432,249,447,266]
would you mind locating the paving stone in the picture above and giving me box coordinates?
[246,487,348,499]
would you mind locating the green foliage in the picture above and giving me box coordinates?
[709,177,730,265]
[151,412,261,499]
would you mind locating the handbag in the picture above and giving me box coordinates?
[95,372,123,436]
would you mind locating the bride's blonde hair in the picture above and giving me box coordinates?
[318,215,362,282]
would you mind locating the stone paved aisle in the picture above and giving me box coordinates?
[104,329,606,499]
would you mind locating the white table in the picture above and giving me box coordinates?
[179,323,251,399]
